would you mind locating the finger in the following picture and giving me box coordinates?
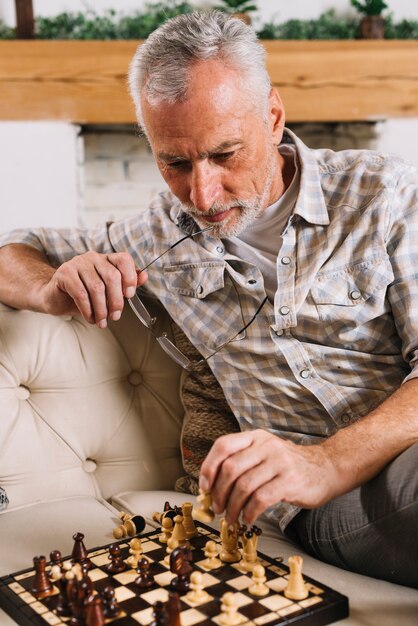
[136,269,148,288]
[54,263,94,324]
[77,267,109,328]
[94,260,124,323]
[107,252,139,298]
[241,476,284,525]
[200,431,255,491]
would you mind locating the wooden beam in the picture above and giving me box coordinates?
[14,0,35,39]
[0,40,418,122]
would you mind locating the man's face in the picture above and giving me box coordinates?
[141,60,286,237]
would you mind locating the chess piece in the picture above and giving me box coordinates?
[50,563,72,617]
[284,555,308,601]
[31,556,54,598]
[219,519,241,563]
[125,537,143,568]
[49,550,63,570]
[102,585,121,618]
[85,594,105,626]
[71,532,91,570]
[182,502,199,538]
[219,592,243,626]
[105,543,126,574]
[186,570,210,604]
[202,540,222,570]
[151,600,167,626]
[248,564,269,597]
[134,557,155,589]
[159,516,173,543]
[170,515,189,548]
[166,591,181,626]
[170,546,193,593]
[114,512,146,539]
[193,489,215,522]
[239,526,262,572]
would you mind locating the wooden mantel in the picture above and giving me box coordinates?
[1,40,418,123]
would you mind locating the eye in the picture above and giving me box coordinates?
[214,151,235,161]
[165,160,191,171]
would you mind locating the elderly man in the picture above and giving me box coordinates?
[0,11,416,587]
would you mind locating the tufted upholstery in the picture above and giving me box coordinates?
[0,300,416,625]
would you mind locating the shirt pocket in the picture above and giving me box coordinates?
[310,254,394,324]
[163,261,242,349]
[163,261,225,298]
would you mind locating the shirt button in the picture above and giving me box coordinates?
[248,279,257,285]
[350,290,361,301]
[300,369,311,379]
[341,413,351,424]
[197,285,204,295]
[279,306,290,316]
[216,246,224,254]
[281,256,291,265]
[275,329,284,336]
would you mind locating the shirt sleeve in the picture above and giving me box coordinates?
[386,163,418,382]
[0,223,115,268]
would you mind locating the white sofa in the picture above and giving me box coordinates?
[0,300,416,625]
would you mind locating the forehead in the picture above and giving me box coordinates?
[142,61,263,154]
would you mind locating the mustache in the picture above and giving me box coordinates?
[181,199,259,217]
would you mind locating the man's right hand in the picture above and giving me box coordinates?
[43,251,148,328]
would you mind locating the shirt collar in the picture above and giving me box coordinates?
[282,128,330,226]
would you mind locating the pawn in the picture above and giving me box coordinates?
[49,550,63,570]
[105,544,126,574]
[159,516,173,544]
[125,537,143,568]
[202,540,222,570]
[284,555,308,601]
[134,557,155,589]
[169,515,188,549]
[102,585,121,618]
[151,600,167,626]
[219,592,243,626]
[186,571,210,604]
[248,564,269,597]
[193,489,215,523]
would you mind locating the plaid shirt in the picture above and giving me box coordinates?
[2,129,418,531]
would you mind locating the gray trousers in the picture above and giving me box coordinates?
[285,442,418,588]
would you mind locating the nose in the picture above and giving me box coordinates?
[189,161,222,212]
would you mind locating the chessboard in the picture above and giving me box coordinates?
[0,521,348,626]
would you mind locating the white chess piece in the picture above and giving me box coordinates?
[186,571,210,604]
[284,555,308,600]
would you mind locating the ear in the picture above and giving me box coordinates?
[268,88,285,144]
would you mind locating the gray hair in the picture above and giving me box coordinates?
[128,10,271,128]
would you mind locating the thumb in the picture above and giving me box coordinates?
[136,269,148,288]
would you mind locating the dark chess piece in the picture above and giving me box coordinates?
[102,585,121,618]
[85,594,106,626]
[170,546,193,593]
[166,592,181,626]
[105,543,126,574]
[134,557,155,589]
[49,550,63,570]
[69,581,87,626]
[31,556,54,599]
[72,532,92,570]
[151,600,167,626]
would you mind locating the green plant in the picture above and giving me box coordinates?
[257,10,358,40]
[0,19,14,39]
[350,0,388,16]
[216,0,258,15]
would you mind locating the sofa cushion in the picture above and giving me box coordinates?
[0,302,185,511]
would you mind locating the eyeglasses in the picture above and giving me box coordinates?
[128,226,268,371]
